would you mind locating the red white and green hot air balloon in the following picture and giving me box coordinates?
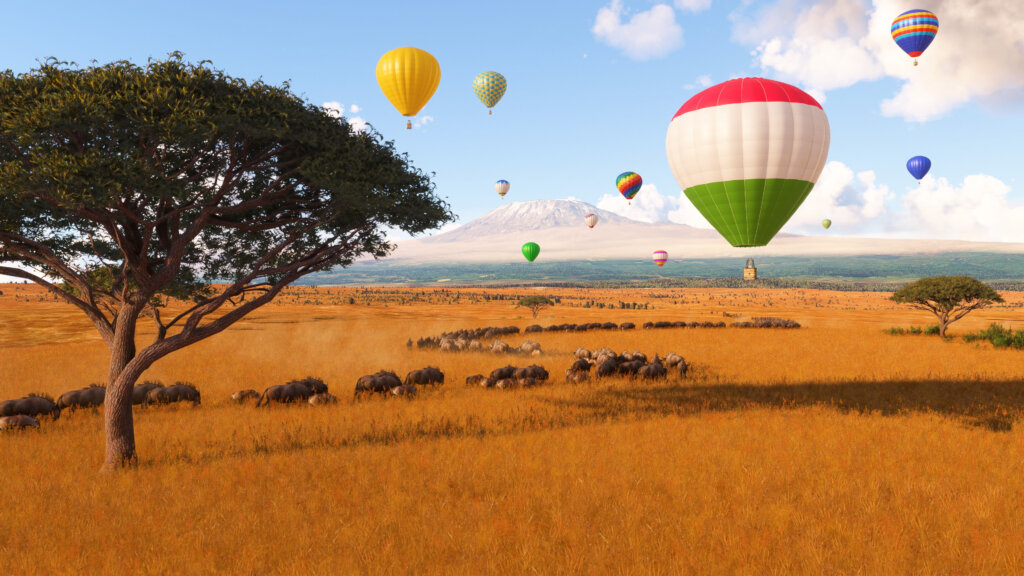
[584,213,599,228]
[652,250,668,267]
[666,78,830,248]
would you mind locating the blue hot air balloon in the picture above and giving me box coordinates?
[907,156,931,181]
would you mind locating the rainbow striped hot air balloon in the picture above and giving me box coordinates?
[584,213,599,229]
[616,172,642,204]
[891,9,938,66]
[473,71,507,114]
[495,179,510,198]
[666,78,830,248]
[652,250,668,267]
[522,242,540,263]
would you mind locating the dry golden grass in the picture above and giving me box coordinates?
[3,283,1024,574]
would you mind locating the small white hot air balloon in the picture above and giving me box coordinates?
[584,213,598,229]
[495,179,510,198]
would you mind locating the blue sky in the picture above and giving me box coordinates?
[2,0,1023,243]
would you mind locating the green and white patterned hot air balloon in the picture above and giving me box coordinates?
[666,78,830,247]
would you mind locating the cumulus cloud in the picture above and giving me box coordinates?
[785,161,893,233]
[597,183,681,223]
[412,115,434,129]
[675,0,712,12]
[733,0,1024,121]
[899,174,1024,242]
[684,74,713,90]
[593,0,684,60]
[322,101,368,133]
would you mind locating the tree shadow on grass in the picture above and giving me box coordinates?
[547,379,1024,433]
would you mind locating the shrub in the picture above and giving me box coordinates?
[962,323,1024,349]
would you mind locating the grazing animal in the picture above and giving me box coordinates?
[676,358,689,377]
[354,371,402,397]
[490,340,510,354]
[465,374,486,386]
[56,384,106,410]
[574,347,592,360]
[595,359,618,378]
[146,383,202,406]
[256,377,327,406]
[565,370,590,384]
[391,384,418,398]
[517,377,539,388]
[663,353,684,368]
[0,415,40,431]
[638,361,667,380]
[231,389,261,403]
[515,364,549,382]
[308,392,339,405]
[619,322,636,330]
[133,381,164,405]
[468,340,483,351]
[494,378,518,390]
[404,366,445,387]
[486,365,518,387]
[0,394,60,420]
[570,359,593,372]
[617,360,644,376]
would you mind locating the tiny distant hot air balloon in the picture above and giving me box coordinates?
[907,156,931,182]
[495,180,510,198]
[585,213,599,229]
[666,78,830,248]
[473,71,507,115]
[616,172,642,204]
[522,242,540,263]
[891,9,938,66]
[822,219,832,230]
[652,250,668,267]
[376,47,441,129]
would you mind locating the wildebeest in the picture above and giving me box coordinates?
[569,359,593,372]
[515,364,549,382]
[231,389,261,403]
[490,340,510,354]
[308,392,339,405]
[619,322,635,330]
[494,378,518,390]
[147,383,202,406]
[0,394,60,420]
[404,367,445,387]
[574,347,592,360]
[565,370,589,384]
[0,415,40,431]
[465,374,486,386]
[133,381,164,405]
[354,371,402,397]
[56,384,106,411]
[486,365,517,387]
[256,377,327,406]
[617,360,644,377]
[390,384,418,398]
[638,361,667,380]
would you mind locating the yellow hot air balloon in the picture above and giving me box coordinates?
[376,47,441,129]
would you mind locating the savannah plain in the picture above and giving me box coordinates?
[3,283,1024,575]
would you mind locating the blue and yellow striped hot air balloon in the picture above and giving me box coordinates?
[473,71,507,115]
[891,9,938,66]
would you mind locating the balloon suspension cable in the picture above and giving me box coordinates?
[406,120,412,129]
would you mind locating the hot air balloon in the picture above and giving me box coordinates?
[584,213,599,229]
[522,242,540,263]
[376,47,441,129]
[473,71,507,115]
[907,156,931,182]
[616,172,642,204]
[495,180,510,198]
[891,9,938,66]
[822,219,832,230]
[652,250,668,267]
[666,78,831,248]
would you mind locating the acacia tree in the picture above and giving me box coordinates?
[0,55,452,469]
[516,295,553,318]
[891,276,1003,338]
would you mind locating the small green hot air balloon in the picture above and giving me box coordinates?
[822,218,832,230]
[522,242,540,262]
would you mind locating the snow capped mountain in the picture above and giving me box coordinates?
[428,199,635,239]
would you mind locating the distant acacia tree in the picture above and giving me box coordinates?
[891,276,1002,338]
[0,55,452,469]
[516,295,553,318]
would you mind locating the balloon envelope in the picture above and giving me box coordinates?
[666,77,830,248]
[652,250,668,266]
[891,10,938,60]
[822,218,832,230]
[907,156,931,180]
[585,213,599,228]
[473,71,507,110]
[616,172,642,200]
[522,242,540,262]
[495,179,510,197]
[376,47,441,119]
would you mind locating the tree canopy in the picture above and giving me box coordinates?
[0,54,453,468]
[891,276,1003,337]
[517,295,554,318]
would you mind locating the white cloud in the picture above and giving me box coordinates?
[596,183,680,223]
[684,74,713,90]
[900,173,1024,242]
[322,101,368,133]
[785,161,892,233]
[593,0,684,60]
[675,0,712,12]
[732,0,1024,121]
[412,115,434,129]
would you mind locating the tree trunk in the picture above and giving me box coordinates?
[938,313,949,338]
[102,312,140,471]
